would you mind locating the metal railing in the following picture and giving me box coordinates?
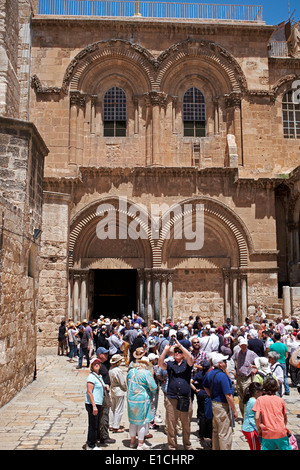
[268,41,288,57]
[38,0,263,22]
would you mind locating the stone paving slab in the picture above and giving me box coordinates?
[0,353,300,452]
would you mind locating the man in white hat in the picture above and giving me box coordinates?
[203,353,238,450]
[232,336,258,417]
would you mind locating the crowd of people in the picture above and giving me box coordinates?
[57,310,300,451]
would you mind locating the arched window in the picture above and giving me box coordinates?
[282,90,300,139]
[103,87,127,137]
[183,87,206,137]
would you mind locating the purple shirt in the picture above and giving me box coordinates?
[232,348,258,377]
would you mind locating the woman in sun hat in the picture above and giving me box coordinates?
[109,354,127,433]
[127,354,157,450]
[85,358,105,450]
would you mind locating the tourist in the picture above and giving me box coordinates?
[261,329,273,354]
[268,351,284,395]
[109,354,127,433]
[129,326,145,362]
[253,377,292,450]
[58,320,68,356]
[202,353,238,450]
[291,316,299,331]
[253,357,277,385]
[232,336,258,417]
[108,328,124,357]
[85,358,105,450]
[96,347,116,446]
[198,329,214,353]
[67,322,78,362]
[241,382,263,450]
[120,319,132,366]
[191,360,213,445]
[127,355,157,450]
[76,325,90,369]
[158,338,194,450]
[256,305,266,323]
[289,332,300,388]
[95,325,109,352]
[269,332,290,395]
[275,317,285,336]
[247,329,265,357]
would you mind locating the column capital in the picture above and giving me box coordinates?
[144,91,168,109]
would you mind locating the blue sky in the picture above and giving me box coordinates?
[39,0,299,26]
[217,0,299,25]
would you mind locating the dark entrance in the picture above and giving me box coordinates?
[93,269,137,318]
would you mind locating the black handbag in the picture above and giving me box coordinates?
[176,394,190,412]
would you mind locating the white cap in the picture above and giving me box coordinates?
[211,353,228,367]
[238,336,248,345]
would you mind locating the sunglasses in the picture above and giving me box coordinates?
[174,348,183,354]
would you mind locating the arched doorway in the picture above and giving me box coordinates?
[68,197,153,322]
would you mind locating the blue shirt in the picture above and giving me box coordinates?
[202,369,234,403]
[242,397,257,433]
[85,372,104,405]
[166,360,192,399]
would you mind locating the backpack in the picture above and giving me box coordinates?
[257,371,274,382]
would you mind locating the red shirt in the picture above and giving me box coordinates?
[252,394,288,440]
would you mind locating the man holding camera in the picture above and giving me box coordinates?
[158,339,194,450]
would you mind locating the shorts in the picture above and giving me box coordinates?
[261,435,292,450]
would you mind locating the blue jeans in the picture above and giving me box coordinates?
[68,342,77,359]
[280,363,290,394]
[78,346,90,368]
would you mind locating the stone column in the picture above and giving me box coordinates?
[225,93,242,166]
[144,91,167,165]
[144,269,153,324]
[283,286,292,318]
[80,271,89,319]
[240,274,248,324]
[137,269,145,317]
[133,96,139,134]
[161,273,168,324]
[69,91,86,167]
[73,273,80,323]
[223,269,231,319]
[232,271,239,326]
[152,270,161,321]
[167,271,174,321]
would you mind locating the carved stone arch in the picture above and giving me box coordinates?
[271,74,299,101]
[156,39,248,94]
[156,197,253,268]
[69,197,154,269]
[62,39,156,93]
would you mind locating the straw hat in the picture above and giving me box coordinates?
[133,347,146,359]
[110,354,123,366]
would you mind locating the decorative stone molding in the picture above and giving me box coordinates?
[31,74,64,95]
[32,38,248,99]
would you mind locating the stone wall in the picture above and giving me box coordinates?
[0,117,47,407]
[37,191,71,349]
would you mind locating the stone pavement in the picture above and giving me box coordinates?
[0,352,300,451]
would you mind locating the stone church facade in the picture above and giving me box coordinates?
[28,5,300,348]
[1,0,300,403]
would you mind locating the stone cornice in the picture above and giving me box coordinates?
[0,116,49,157]
[32,16,274,38]
[269,57,300,68]
[42,165,297,189]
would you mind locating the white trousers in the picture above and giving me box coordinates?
[109,395,125,429]
[129,423,149,441]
